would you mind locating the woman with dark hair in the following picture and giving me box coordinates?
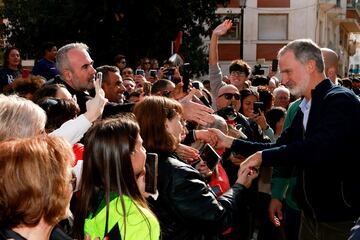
[33,83,73,103]
[0,47,22,93]
[133,96,257,240]
[73,116,160,239]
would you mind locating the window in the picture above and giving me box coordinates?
[218,14,241,41]
[258,14,288,40]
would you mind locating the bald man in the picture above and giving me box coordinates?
[216,84,241,112]
[321,47,339,84]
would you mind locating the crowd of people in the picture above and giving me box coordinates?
[0,19,359,240]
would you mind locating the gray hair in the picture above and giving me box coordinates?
[0,94,47,141]
[278,39,324,73]
[56,42,89,75]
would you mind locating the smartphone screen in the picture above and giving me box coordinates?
[135,69,145,76]
[253,101,264,114]
[149,69,157,78]
[192,82,200,89]
[200,144,220,171]
[182,63,191,93]
[145,153,158,194]
[271,59,278,72]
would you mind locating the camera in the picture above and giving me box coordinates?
[252,64,265,75]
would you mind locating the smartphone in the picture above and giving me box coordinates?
[271,59,278,72]
[96,72,103,85]
[192,82,200,89]
[253,101,264,114]
[135,69,145,76]
[199,143,220,171]
[164,67,175,80]
[149,69,157,78]
[182,63,191,93]
[145,153,158,194]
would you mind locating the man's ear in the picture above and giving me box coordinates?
[306,59,317,73]
[63,69,72,82]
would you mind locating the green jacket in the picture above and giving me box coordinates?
[85,194,160,240]
[271,99,300,210]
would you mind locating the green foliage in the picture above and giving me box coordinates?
[0,0,228,75]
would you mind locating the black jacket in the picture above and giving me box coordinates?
[46,75,134,118]
[149,152,247,240]
[231,80,360,222]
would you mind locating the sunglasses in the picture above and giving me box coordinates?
[219,93,240,100]
[120,61,126,64]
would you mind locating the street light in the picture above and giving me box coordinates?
[240,0,247,60]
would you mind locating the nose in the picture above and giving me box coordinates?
[120,84,126,92]
[89,65,96,75]
[280,73,288,85]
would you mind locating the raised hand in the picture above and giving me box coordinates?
[84,77,108,122]
[213,19,233,37]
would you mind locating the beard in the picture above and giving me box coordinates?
[288,75,311,97]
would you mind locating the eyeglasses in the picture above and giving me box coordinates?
[230,71,246,77]
[219,93,240,100]
[120,61,126,64]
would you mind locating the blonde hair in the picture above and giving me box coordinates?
[0,135,73,227]
[0,94,46,141]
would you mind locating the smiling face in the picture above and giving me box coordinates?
[103,71,125,103]
[279,51,311,98]
[216,85,241,111]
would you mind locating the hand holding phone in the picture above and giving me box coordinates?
[135,69,145,76]
[253,101,264,114]
[149,69,157,78]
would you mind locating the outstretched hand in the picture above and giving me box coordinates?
[179,89,215,126]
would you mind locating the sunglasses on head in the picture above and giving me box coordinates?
[219,93,240,100]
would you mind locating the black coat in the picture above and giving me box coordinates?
[149,152,247,240]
